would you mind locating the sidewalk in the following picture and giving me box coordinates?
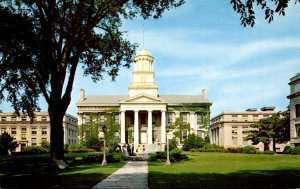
[92,161,148,189]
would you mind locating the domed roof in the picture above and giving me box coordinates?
[136,48,151,56]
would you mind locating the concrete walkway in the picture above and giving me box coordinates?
[92,161,148,189]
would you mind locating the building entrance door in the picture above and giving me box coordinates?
[141,132,147,144]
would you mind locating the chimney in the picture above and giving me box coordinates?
[261,107,275,111]
[202,89,207,100]
[80,89,85,101]
[246,108,257,112]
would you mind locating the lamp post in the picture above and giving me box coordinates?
[102,124,107,166]
[166,128,171,165]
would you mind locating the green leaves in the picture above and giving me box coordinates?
[231,0,296,27]
[247,111,290,151]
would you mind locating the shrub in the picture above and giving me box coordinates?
[106,152,122,163]
[147,150,188,162]
[242,146,257,154]
[283,146,300,155]
[291,147,300,154]
[68,144,96,153]
[263,150,275,155]
[182,134,204,151]
[0,132,18,155]
[85,154,101,162]
[170,148,188,161]
[85,135,102,151]
[23,146,48,154]
[227,147,243,153]
[147,153,157,162]
[283,146,292,154]
[165,138,178,151]
[40,140,50,152]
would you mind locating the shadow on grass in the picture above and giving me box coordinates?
[149,169,300,189]
[0,155,124,189]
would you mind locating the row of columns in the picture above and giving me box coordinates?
[211,127,219,145]
[120,110,166,145]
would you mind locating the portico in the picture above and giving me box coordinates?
[119,95,167,145]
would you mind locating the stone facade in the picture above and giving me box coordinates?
[210,107,287,152]
[76,49,212,152]
[0,112,78,151]
[288,73,300,147]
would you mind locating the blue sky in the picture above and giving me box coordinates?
[1,1,300,118]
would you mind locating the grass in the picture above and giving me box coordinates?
[148,152,300,189]
[0,152,126,188]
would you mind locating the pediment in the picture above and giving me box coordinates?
[119,94,166,104]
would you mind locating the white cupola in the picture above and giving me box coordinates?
[128,49,158,97]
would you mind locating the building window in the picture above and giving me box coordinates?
[31,128,37,135]
[182,113,188,123]
[1,117,6,121]
[42,128,47,135]
[100,114,105,124]
[167,113,173,124]
[232,126,238,135]
[1,128,6,134]
[295,83,300,93]
[21,128,27,140]
[84,131,91,138]
[31,138,37,146]
[182,130,188,140]
[11,128,17,135]
[42,116,47,122]
[296,104,300,118]
[114,114,119,124]
[11,116,16,121]
[296,124,300,137]
[197,113,202,125]
[21,116,27,122]
[197,130,204,138]
[253,115,259,121]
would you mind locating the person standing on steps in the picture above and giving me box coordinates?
[127,144,131,156]
[131,144,135,156]
[136,145,141,156]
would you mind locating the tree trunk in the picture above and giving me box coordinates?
[264,142,270,151]
[49,107,65,160]
[272,138,276,153]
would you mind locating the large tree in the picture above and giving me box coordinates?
[231,0,300,27]
[0,0,184,161]
[246,111,290,151]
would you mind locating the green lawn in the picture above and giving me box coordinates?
[0,152,126,189]
[148,152,300,189]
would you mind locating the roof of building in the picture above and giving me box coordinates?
[76,95,211,106]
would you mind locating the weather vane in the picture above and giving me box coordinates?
[142,24,145,48]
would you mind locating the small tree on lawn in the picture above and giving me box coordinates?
[182,133,204,151]
[247,112,289,152]
[0,132,18,155]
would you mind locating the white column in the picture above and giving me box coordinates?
[121,111,126,144]
[148,111,153,144]
[134,111,139,144]
[161,111,166,144]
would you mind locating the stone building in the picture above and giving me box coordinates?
[288,73,300,147]
[210,107,287,152]
[0,111,78,151]
[76,49,212,152]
